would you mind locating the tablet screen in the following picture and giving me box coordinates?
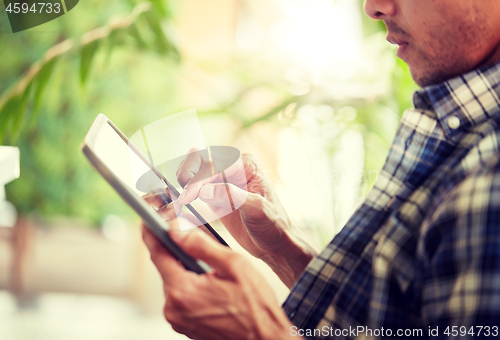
[93,122,164,198]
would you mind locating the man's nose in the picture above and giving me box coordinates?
[364,0,396,19]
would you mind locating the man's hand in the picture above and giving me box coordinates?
[175,151,318,288]
[142,225,298,340]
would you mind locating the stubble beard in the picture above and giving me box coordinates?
[410,60,465,88]
[409,37,480,87]
[407,11,490,88]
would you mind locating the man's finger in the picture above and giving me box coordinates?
[177,162,220,205]
[176,148,208,188]
[142,192,171,210]
[197,182,269,217]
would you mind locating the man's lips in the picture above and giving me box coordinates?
[386,35,408,46]
[387,35,409,58]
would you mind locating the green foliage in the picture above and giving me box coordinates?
[1,0,182,225]
[0,1,179,144]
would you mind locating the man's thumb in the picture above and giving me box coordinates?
[169,230,232,271]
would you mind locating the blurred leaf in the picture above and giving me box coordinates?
[128,22,148,50]
[80,40,99,85]
[104,30,118,67]
[10,82,33,142]
[143,10,179,59]
[0,95,19,142]
[33,58,57,115]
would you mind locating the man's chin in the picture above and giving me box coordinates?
[410,67,456,88]
[410,59,483,87]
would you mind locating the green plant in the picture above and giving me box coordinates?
[2,0,182,224]
[0,0,179,143]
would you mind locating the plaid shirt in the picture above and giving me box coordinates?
[283,63,500,339]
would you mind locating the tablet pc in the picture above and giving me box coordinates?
[81,113,226,274]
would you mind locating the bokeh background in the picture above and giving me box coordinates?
[0,0,418,339]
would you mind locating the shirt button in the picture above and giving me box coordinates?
[448,116,460,129]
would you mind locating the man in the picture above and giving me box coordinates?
[141,0,500,338]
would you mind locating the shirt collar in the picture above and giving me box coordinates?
[413,63,500,142]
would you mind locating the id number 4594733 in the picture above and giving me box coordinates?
[6,2,62,14]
